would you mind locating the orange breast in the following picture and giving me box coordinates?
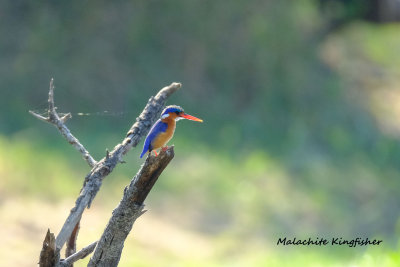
[151,119,176,150]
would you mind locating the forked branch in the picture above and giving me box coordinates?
[29,78,97,168]
[32,79,181,266]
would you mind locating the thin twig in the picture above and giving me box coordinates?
[48,78,56,114]
[59,241,98,267]
[29,79,97,168]
[29,111,49,122]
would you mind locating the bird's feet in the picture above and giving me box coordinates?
[153,146,168,157]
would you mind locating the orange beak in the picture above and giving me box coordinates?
[180,113,203,122]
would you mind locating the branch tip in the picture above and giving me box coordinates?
[39,229,57,267]
[60,113,72,123]
[48,79,55,113]
[172,82,182,88]
[29,110,50,122]
[32,79,97,168]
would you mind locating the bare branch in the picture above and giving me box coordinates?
[30,79,97,168]
[48,78,56,114]
[29,110,49,122]
[88,147,175,267]
[54,82,181,250]
[59,241,98,267]
[60,112,72,123]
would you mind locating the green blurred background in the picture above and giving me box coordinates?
[2,1,400,266]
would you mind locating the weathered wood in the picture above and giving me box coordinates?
[88,147,175,267]
[58,241,98,267]
[39,229,58,267]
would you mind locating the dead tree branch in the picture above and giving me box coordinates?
[32,79,181,265]
[29,78,97,168]
[88,147,175,266]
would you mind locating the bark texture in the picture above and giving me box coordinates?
[39,229,59,267]
[88,147,174,266]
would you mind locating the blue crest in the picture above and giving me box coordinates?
[161,105,184,115]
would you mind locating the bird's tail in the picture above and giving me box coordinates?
[140,142,151,158]
[140,149,147,158]
[140,135,152,158]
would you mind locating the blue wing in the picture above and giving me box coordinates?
[140,119,168,158]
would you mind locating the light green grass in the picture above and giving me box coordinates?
[0,134,399,266]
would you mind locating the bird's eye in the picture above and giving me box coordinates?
[175,111,180,115]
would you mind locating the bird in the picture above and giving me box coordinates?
[140,105,203,158]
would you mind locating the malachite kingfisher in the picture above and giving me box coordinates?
[140,105,203,158]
